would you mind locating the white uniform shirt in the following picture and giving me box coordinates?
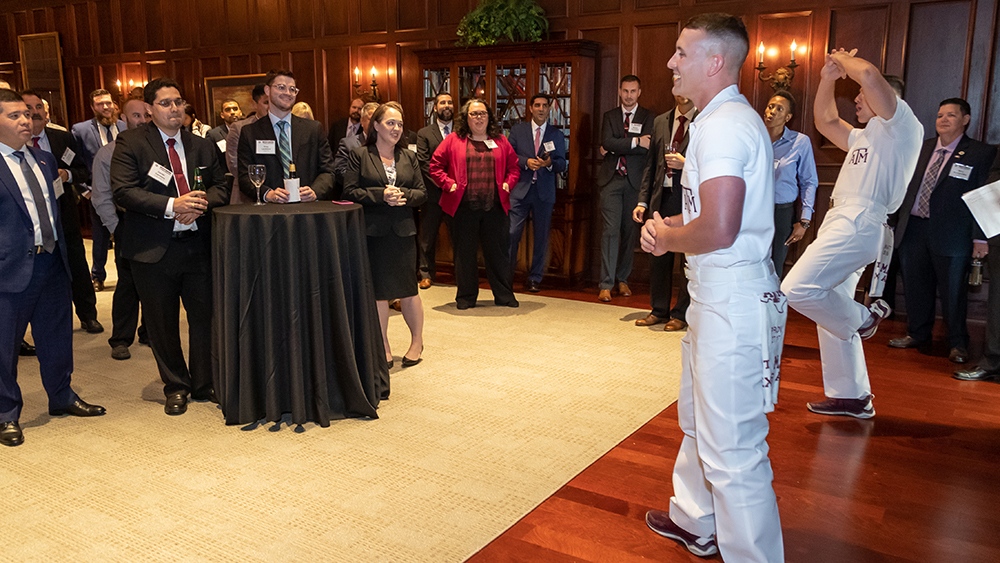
[681,85,774,270]
[832,98,923,213]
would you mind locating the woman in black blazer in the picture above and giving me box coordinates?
[344,102,428,368]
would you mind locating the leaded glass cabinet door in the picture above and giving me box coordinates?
[459,65,488,109]
[422,67,450,126]
[495,63,528,137]
[539,62,572,191]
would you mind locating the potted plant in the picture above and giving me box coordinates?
[456,0,550,46]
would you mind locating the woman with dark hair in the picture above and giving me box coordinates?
[429,99,520,309]
[183,103,210,137]
[343,101,428,368]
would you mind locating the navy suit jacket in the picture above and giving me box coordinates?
[0,146,70,293]
[507,121,567,204]
[71,117,126,171]
[598,105,654,189]
[893,134,997,256]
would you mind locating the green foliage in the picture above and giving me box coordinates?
[456,0,550,47]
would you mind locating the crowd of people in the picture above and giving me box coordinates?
[2,11,999,561]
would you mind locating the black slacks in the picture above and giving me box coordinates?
[451,202,516,308]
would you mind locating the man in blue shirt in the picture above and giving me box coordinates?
[763,91,817,277]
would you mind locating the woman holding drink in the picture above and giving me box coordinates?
[343,102,428,368]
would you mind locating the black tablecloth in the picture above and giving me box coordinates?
[212,201,388,425]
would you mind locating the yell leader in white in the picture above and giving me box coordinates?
[640,13,788,563]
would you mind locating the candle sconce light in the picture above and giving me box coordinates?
[755,41,801,91]
[353,66,382,103]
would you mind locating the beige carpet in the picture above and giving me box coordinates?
[6,253,682,562]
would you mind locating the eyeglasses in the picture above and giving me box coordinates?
[155,98,186,109]
[468,111,489,118]
[271,84,299,95]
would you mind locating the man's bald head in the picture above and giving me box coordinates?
[683,13,749,80]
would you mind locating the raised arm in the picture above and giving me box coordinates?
[814,52,855,151]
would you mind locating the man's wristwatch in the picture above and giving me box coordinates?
[799,220,811,229]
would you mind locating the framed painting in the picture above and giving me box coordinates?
[204,73,266,128]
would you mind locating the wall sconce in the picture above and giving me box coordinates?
[353,66,382,103]
[755,41,800,91]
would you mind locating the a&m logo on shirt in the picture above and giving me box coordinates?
[682,186,698,214]
[849,147,868,166]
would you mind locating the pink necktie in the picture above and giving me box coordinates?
[617,112,630,175]
[533,126,541,181]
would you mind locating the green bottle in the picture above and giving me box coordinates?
[192,167,206,197]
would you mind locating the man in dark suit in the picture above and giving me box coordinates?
[237,70,335,203]
[72,88,126,292]
[507,93,567,293]
[633,95,696,330]
[111,78,229,415]
[597,75,654,302]
[415,93,454,289]
[333,102,378,177]
[888,98,997,363]
[955,150,1000,381]
[0,88,106,447]
[22,90,104,334]
[328,97,364,154]
[205,99,241,173]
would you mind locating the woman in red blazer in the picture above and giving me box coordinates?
[429,99,520,310]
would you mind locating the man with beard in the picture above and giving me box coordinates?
[237,70,335,203]
[415,93,454,288]
[328,97,365,153]
[92,97,150,360]
[111,78,229,415]
[205,99,241,172]
[781,51,923,418]
[72,89,126,292]
[21,90,103,335]
[0,88,107,447]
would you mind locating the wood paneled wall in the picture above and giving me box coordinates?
[1,0,997,283]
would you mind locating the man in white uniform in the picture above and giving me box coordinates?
[781,50,922,418]
[641,13,787,562]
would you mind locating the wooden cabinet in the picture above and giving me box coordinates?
[414,40,599,284]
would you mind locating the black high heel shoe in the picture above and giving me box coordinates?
[401,346,423,368]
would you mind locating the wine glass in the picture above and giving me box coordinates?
[248,164,266,206]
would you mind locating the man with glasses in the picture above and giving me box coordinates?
[237,69,335,204]
[111,78,230,415]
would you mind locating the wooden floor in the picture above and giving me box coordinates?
[460,282,1000,563]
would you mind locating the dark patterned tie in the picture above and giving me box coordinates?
[617,111,631,176]
[669,115,688,184]
[166,139,190,196]
[915,149,947,218]
[14,151,56,253]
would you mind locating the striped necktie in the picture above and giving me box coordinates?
[278,121,292,178]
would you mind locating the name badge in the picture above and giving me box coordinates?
[148,162,173,186]
[408,143,417,153]
[628,122,643,134]
[543,141,556,153]
[53,177,65,199]
[256,140,276,155]
[949,162,973,181]
[61,147,76,165]
[484,139,499,149]
[216,139,227,153]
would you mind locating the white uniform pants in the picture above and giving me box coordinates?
[669,266,784,563]
[781,204,881,398]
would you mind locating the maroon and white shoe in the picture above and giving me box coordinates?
[645,510,718,557]
[859,299,891,340]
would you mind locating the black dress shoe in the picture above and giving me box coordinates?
[165,392,188,415]
[953,366,998,381]
[49,398,106,417]
[402,346,423,368]
[111,345,131,360]
[93,279,105,291]
[19,340,36,356]
[0,421,23,447]
[496,299,519,308]
[949,347,969,364]
[527,280,541,293]
[456,302,474,310]
[888,335,925,349]
[81,319,105,333]
[191,388,218,404]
